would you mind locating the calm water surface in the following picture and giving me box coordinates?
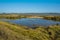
[1,18,60,27]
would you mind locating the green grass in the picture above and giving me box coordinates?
[0,21,60,40]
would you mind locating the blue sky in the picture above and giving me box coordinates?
[0,0,60,13]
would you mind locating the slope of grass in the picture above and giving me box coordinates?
[0,21,60,40]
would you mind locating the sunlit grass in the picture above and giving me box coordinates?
[0,21,60,40]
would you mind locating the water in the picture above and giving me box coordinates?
[1,18,60,27]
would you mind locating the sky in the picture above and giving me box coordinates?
[0,0,60,13]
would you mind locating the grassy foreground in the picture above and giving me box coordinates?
[0,21,60,40]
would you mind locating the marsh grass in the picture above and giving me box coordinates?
[0,21,60,40]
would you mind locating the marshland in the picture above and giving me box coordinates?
[0,13,60,40]
[0,0,60,40]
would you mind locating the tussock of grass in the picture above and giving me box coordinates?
[0,21,60,40]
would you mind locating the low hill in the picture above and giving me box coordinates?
[0,21,60,40]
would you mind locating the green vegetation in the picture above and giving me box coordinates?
[44,16,60,21]
[0,14,27,19]
[0,21,60,40]
[0,13,60,40]
[0,14,60,21]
